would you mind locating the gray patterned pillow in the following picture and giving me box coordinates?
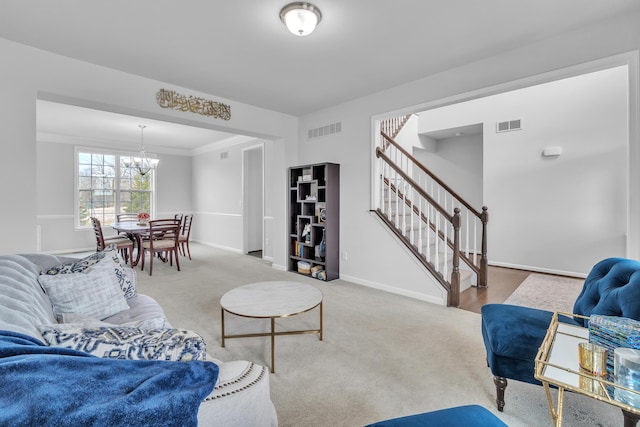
[38,256,130,320]
[42,251,105,275]
[39,326,206,362]
[42,245,136,299]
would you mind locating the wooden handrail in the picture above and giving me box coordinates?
[376,127,490,302]
[381,131,484,219]
[376,147,453,221]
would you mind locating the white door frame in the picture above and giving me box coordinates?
[372,50,640,260]
[242,143,265,255]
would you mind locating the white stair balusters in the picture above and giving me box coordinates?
[375,124,489,305]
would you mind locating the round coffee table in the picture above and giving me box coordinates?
[220,281,323,373]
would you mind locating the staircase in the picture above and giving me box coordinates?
[374,118,488,307]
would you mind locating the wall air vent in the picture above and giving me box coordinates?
[496,119,522,133]
[308,121,342,140]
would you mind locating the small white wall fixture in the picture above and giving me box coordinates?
[542,147,562,157]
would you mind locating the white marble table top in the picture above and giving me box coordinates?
[220,281,323,318]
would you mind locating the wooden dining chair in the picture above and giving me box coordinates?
[90,217,134,266]
[115,213,140,237]
[117,213,139,222]
[140,219,181,276]
[178,214,193,260]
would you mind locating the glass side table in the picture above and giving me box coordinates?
[534,311,640,427]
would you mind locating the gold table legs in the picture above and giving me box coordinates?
[542,381,564,426]
[220,301,323,373]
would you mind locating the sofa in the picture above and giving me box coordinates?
[0,249,278,426]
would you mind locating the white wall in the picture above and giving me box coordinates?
[155,153,192,219]
[486,67,628,273]
[413,134,484,211]
[36,142,80,251]
[192,139,261,253]
[0,37,298,271]
[391,116,485,209]
[297,10,640,302]
[412,66,628,274]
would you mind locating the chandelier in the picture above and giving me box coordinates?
[128,125,159,176]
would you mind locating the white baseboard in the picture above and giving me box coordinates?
[271,262,286,271]
[339,273,446,306]
[489,261,587,279]
[46,246,95,255]
[193,240,243,254]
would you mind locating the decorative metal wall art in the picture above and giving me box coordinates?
[156,89,231,121]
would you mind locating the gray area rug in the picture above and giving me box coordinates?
[504,273,584,313]
[131,244,618,426]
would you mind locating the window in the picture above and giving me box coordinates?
[76,149,154,228]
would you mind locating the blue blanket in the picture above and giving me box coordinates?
[0,330,218,426]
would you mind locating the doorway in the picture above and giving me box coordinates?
[374,54,637,276]
[243,144,264,257]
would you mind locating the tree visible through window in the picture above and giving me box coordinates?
[77,151,153,228]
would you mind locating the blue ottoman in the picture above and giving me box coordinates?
[364,405,507,427]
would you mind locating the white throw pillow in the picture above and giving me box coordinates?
[38,256,130,320]
[38,326,207,361]
[41,245,137,299]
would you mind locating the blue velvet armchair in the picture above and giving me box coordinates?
[481,258,640,413]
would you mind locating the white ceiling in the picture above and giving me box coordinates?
[3,0,640,151]
[421,123,484,142]
[36,100,240,155]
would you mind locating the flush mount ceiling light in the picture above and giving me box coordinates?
[279,2,322,36]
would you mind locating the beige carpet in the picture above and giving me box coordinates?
[504,273,584,313]
[131,244,619,426]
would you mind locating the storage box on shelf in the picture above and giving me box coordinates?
[288,163,339,281]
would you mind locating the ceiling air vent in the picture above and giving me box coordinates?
[308,121,342,140]
[496,119,522,133]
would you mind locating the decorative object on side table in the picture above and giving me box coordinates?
[577,341,609,396]
[137,212,150,226]
[578,342,607,377]
[614,347,640,408]
[589,315,640,378]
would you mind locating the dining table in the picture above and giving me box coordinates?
[111,222,150,267]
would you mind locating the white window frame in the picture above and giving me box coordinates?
[74,146,156,229]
